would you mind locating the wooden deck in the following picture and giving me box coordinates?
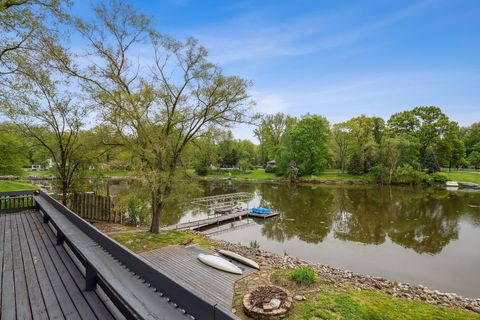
[0,210,117,320]
[141,245,256,310]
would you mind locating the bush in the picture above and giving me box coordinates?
[393,164,432,185]
[430,172,448,183]
[347,151,363,175]
[290,267,317,285]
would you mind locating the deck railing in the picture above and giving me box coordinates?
[0,190,36,212]
[37,189,234,320]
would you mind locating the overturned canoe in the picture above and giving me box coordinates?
[197,253,243,275]
[219,249,260,270]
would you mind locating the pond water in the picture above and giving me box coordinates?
[29,178,480,298]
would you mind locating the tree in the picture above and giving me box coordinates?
[344,115,384,173]
[468,151,480,170]
[254,113,296,164]
[57,1,252,233]
[277,115,330,176]
[461,122,480,155]
[424,148,440,174]
[0,0,68,76]
[0,129,28,175]
[331,122,350,173]
[388,106,454,166]
[1,61,91,203]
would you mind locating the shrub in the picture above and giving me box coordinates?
[249,240,260,249]
[430,172,448,183]
[347,151,363,175]
[290,267,317,285]
[393,164,432,184]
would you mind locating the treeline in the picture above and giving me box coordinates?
[193,106,480,184]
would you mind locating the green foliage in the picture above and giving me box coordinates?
[0,130,28,176]
[290,267,317,284]
[430,172,448,183]
[249,240,260,249]
[277,115,331,176]
[393,164,432,184]
[254,113,297,164]
[468,151,480,169]
[424,148,440,174]
[347,150,364,175]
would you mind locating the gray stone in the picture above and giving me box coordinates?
[270,298,281,309]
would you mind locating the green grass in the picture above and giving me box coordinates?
[300,168,373,182]
[235,269,480,320]
[443,170,480,184]
[201,168,372,182]
[25,170,53,177]
[206,168,280,180]
[110,230,214,253]
[0,180,38,192]
[290,267,317,284]
[295,287,479,320]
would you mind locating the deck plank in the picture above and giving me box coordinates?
[12,213,33,319]
[0,214,6,317]
[26,213,101,320]
[20,212,68,320]
[141,245,256,310]
[16,212,50,320]
[30,212,115,320]
[1,214,16,319]
[25,213,83,320]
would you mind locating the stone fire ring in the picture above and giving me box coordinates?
[243,286,293,319]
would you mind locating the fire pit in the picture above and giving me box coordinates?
[243,285,293,319]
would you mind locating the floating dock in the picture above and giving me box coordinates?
[162,210,279,231]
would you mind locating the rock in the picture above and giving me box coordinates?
[270,298,281,309]
[231,308,236,314]
[262,303,273,311]
[294,295,306,301]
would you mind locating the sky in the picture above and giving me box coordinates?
[72,0,480,141]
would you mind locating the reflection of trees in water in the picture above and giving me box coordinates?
[258,184,335,244]
[254,184,480,255]
[111,179,202,226]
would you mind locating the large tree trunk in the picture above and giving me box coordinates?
[149,190,164,233]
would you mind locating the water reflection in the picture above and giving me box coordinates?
[28,178,480,296]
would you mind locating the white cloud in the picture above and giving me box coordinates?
[253,92,288,115]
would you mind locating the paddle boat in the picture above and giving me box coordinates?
[248,207,279,219]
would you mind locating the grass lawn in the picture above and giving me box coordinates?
[300,168,373,182]
[0,180,38,192]
[201,168,372,182]
[443,170,480,184]
[110,230,214,253]
[25,170,53,177]
[206,168,280,180]
[235,269,480,320]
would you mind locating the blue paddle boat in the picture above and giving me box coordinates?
[249,207,278,219]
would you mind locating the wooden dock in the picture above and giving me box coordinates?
[162,210,250,231]
[141,245,256,310]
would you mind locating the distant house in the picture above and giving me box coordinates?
[265,160,277,172]
[31,164,42,171]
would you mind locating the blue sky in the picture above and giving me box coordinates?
[74,0,480,140]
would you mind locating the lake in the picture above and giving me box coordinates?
[29,178,480,298]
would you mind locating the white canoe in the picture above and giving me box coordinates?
[219,249,260,270]
[197,254,243,275]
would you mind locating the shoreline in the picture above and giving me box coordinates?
[202,235,480,314]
